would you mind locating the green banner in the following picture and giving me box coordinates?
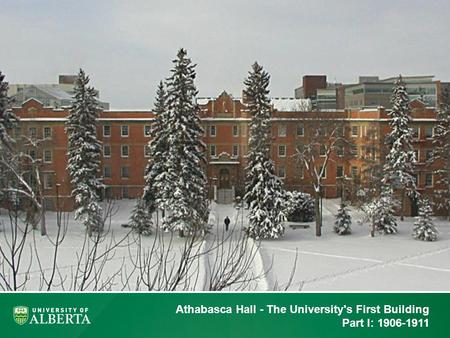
[0,293,447,338]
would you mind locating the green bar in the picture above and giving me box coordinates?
[1,293,447,338]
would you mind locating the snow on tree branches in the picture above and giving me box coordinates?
[155,49,208,235]
[243,62,286,239]
[143,81,169,216]
[413,196,438,241]
[431,87,450,219]
[129,199,152,236]
[0,71,18,149]
[66,69,103,235]
[334,203,351,235]
[362,187,398,235]
[383,75,417,218]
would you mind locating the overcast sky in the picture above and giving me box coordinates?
[2,0,450,109]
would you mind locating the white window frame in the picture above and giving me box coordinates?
[297,124,304,137]
[103,166,111,178]
[232,144,239,157]
[232,125,239,137]
[121,166,130,179]
[210,125,217,137]
[103,125,111,137]
[278,166,286,178]
[351,126,359,137]
[336,166,344,178]
[319,144,326,157]
[121,145,129,158]
[425,126,433,139]
[278,145,286,157]
[210,145,216,157]
[121,125,129,137]
[425,173,433,187]
[103,145,111,158]
[43,126,52,139]
[43,149,52,163]
[278,124,287,137]
[43,174,53,190]
[144,145,151,158]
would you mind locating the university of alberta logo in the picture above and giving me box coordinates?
[13,306,29,325]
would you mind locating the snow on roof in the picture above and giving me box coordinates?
[196,97,214,105]
[35,85,73,100]
[270,98,312,112]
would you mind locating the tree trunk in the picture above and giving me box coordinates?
[40,199,47,236]
[400,189,405,221]
[315,193,321,237]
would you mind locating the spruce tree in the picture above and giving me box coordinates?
[143,81,169,217]
[413,197,438,241]
[66,69,103,235]
[334,203,351,235]
[0,71,18,149]
[367,187,398,235]
[431,88,450,220]
[383,75,417,219]
[129,199,152,236]
[158,49,208,235]
[243,62,286,239]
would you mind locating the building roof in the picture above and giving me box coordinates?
[270,98,311,112]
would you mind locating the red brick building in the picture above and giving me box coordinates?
[10,93,447,216]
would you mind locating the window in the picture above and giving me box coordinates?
[144,145,151,157]
[414,149,419,163]
[232,125,239,137]
[297,124,304,136]
[144,125,152,137]
[278,166,286,178]
[43,149,52,163]
[412,126,419,140]
[103,166,111,178]
[210,125,216,137]
[336,166,344,178]
[319,166,327,179]
[350,144,358,156]
[103,125,111,137]
[278,145,286,157]
[121,166,130,178]
[425,149,433,161]
[425,173,433,187]
[278,125,287,137]
[210,145,216,157]
[28,149,37,160]
[43,174,53,190]
[121,125,129,137]
[335,126,344,137]
[241,125,247,136]
[232,145,239,157]
[351,126,359,137]
[122,187,129,198]
[29,127,37,139]
[351,166,358,177]
[413,173,419,186]
[317,127,326,137]
[337,145,344,157]
[43,126,52,139]
[299,167,304,179]
[425,126,433,139]
[103,145,111,157]
[121,145,129,158]
[319,144,327,157]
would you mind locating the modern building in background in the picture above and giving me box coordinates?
[8,75,110,110]
[295,74,448,110]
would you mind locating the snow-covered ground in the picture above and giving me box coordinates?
[1,199,449,291]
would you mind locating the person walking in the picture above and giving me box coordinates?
[224,216,231,232]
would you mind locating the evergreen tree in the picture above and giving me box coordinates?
[382,75,417,219]
[363,187,398,235]
[129,199,152,236]
[0,71,18,149]
[334,203,351,235]
[158,49,208,235]
[66,69,103,235]
[431,88,450,220]
[413,197,438,241]
[143,81,169,217]
[243,62,286,239]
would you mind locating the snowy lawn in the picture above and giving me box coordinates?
[1,199,449,291]
[252,199,450,291]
